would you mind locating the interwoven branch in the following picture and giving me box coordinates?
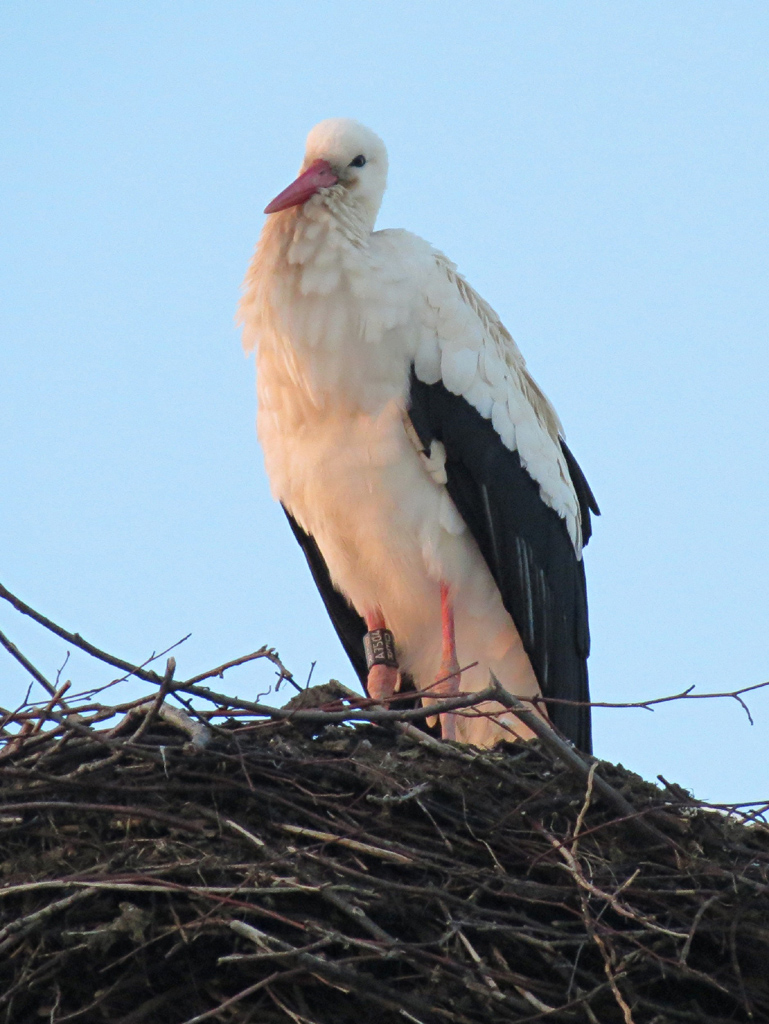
[0,583,767,1023]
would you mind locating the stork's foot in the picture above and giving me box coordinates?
[367,663,399,705]
[434,656,462,741]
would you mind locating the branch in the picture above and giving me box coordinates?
[488,675,677,850]
[533,680,769,725]
[0,581,301,695]
[127,657,176,744]
[4,580,766,727]
[185,647,302,693]
[0,582,161,684]
[174,680,500,727]
[0,627,61,701]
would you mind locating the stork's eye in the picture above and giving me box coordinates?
[349,155,366,168]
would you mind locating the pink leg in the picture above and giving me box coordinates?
[435,582,461,741]
[364,607,399,705]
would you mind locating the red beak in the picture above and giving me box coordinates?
[264,159,339,214]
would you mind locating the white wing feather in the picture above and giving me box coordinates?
[418,249,583,553]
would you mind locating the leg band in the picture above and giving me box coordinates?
[363,629,398,670]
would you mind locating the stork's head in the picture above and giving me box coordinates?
[264,118,388,228]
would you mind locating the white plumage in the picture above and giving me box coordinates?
[240,118,594,748]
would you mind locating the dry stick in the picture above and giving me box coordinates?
[177,679,500,726]
[128,657,176,744]
[229,921,445,1024]
[488,675,677,849]
[0,801,207,832]
[0,580,305,698]
[72,634,192,701]
[4,580,766,727]
[222,817,267,851]
[394,721,484,764]
[0,886,99,953]
[177,969,292,1024]
[218,937,335,965]
[543,826,639,1024]
[679,893,721,965]
[30,681,72,734]
[156,703,213,748]
[55,976,151,1024]
[277,823,414,865]
[319,886,396,944]
[456,931,503,997]
[584,905,636,1024]
[185,647,302,693]
[264,985,327,1024]
[0,628,71,706]
[541,829,685,940]
[0,629,164,764]
[531,678,769,724]
[0,683,74,760]
[0,583,161,683]
[0,880,329,899]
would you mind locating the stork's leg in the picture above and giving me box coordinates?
[364,608,399,705]
[435,581,461,741]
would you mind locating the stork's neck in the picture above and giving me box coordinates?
[279,190,376,266]
[241,194,414,418]
[321,187,378,242]
[260,193,377,309]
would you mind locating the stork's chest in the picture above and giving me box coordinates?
[256,329,417,508]
[244,216,441,523]
[247,218,437,416]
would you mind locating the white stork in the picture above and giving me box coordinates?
[240,118,599,751]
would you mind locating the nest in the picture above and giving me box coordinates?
[1,680,768,1024]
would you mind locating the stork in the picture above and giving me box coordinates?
[240,119,599,751]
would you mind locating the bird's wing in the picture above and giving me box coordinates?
[283,506,368,682]
[408,251,599,751]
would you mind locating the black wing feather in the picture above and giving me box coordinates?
[559,437,600,545]
[282,506,368,682]
[408,371,596,753]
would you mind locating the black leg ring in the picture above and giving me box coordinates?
[363,629,398,670]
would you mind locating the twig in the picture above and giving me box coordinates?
[0,801,207,832]
[229,922,440,1023]
[30,681,72,735]
[176,680,500,726]
[0,583,161,684]
[530,679,769,724]
[572,761,597,855]
[0,627,64,702]
[128,657,176,744]
[185,646,302,693]
[489,675,677,849]
[541,828,686,939]
[177,970,291,1024]
[680,893,721,965]
[0,886,98,952]
[155,703,212,748]
[319,886,395,943]
[276,823,414,865]
[68,634,192,702]
[222,817,267,850]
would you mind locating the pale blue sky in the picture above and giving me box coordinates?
[1,2,767,804]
